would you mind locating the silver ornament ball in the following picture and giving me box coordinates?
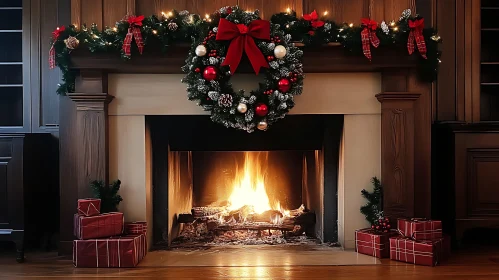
[274,45,287,59]
[257,120,268,131]
[195,45,207,57]
[237,103,248,113]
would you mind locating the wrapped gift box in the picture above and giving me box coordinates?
[125,221,147,235]
[397,218,442,240]
[389,235,450,266]
[74,212,124,240]
[73,234,147,267]
[77,198,101,217]
[355,229,397,258]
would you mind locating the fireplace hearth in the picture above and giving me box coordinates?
[149,115,343,248]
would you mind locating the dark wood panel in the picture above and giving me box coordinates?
[188,0,237,16]
[0,139,12,225]
[467,150,499,216]
[71,0,81,26]
[103,0,128,27]
[371,0,416,23]
[304,0,369,24]
[239,0,297,19]
[81,0,102,27]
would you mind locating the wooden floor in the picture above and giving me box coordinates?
[1,249,499,279]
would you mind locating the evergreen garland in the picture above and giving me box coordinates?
[90,179,123,213]
[50,7,442,96]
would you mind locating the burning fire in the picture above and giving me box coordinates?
[226,152,286,216]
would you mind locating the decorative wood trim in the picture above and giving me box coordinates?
[469,0,480,123]
[67,71,112,199]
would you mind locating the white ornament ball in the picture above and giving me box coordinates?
[274,45,287,59]
[237,103,248,114]
[195,45,207,57]
[257,121,268,131]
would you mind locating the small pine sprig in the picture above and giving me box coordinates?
[360,177,383,226]
[90,179,123,213]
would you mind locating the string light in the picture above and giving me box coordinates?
[323,11,328,16]
[349,23,354,28]
[161,11,166,17]
[338,28,344,32]
[205,14,210,19]
[286,7,291,14]
[393,27,398,31]
[152,30,158,35]
[73,24,78,29]
[93,34,99,39]
[286,24,290,28]
[113,27,117,32]
[390,20,395,26]
[168,11,173,17]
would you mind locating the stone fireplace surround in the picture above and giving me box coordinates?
[60,47,432,254]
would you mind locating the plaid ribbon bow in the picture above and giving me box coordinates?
[122,15,145,57]
[49,26,65,69]
[407,18,427,59]
[361,18,380,61]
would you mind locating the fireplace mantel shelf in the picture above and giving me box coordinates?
[70,44,419,74]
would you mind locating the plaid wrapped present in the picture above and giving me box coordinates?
[73,234,147,267]
[125,221,147,235]
[389,235,450,266]
[355,229,397,258]
[74,212,124,240]
[77,198,101,217]
[397,218,442,240]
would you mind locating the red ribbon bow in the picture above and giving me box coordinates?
[303,10,324,28]
[361,18,380,61]
[49,26,65,69]
[407,18,427,59]
[216,18,270,75]
[122,15,145,57]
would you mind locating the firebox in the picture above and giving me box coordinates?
[148,115,342,248]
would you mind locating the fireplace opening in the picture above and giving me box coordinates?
[149,115,342,249]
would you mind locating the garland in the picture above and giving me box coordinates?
[50,7,442,95]
[182,7,304,132]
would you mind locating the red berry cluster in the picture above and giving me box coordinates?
[371,217,391,233]
[202,30,216,45]
[208,49,218,58]
[288,72,299,83]
[270,36,281,44]
[263,89,273,95]
[195,68,201,73]
[267,55,274,61]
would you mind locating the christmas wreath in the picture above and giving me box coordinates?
[182,7,304,132]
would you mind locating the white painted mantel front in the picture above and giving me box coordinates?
[108,72,381,249]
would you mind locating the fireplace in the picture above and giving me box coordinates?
[148,115,342,247]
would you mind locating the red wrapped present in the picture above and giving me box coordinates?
[74,212,124,240]
[397,218,442,240]
[389,235,450,266]
[73,234,147,267]
[355,229,397,258]
[77,198,101,217]
[125,221,147,235]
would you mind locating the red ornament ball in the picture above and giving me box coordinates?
[195,68,201,73]
[387,224,391,229]
[203,66,218,81]
[255,103,269,117]
[278,78,291,93]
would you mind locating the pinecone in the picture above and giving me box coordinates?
[64,36,80,50]
[324,22,332,31]
[179,10,189,16]
[218,94,233,107]
[381,21,389,34]
[168,22,178,31]
[400,9,411,21]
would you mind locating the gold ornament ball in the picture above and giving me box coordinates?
[195,45,207,56]
[237,103,248,113]
[64,36,80,50]
[257,120,268,131]
[274,45,287,59]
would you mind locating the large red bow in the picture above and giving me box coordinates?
[123,15,145,57]
[407,18,427,59]
[216,18,270,75]
[361,18,380,61]
[49,26,66,69]
[303,10,324,28]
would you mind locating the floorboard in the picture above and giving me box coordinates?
[1,249,499,279]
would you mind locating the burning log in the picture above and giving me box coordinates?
[217,223,295,232]
[251,210,283,222]
[191,206,225,218]
[228,205,254,222]
[178,213,195,223]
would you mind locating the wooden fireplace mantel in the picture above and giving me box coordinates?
[59,44,432,254]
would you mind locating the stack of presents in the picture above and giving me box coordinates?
[355,218,450,266]
[72,198,148,267]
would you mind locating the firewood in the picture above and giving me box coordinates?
[178,213,195,223]
[252,210,283,222]
[191,206,225,218]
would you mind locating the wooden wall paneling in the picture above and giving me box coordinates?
[470,0,481,123]
[81,0,103,27]
[71,0,81,26]
[58,96,78,255]
[136,0,157,16]
[408,69,432,218]
[371,0,416,23]
[189,0,237,16]
[127,0,136,14]
[304,0,369,24]
[239,0,298,19]
[103,0,128,27]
